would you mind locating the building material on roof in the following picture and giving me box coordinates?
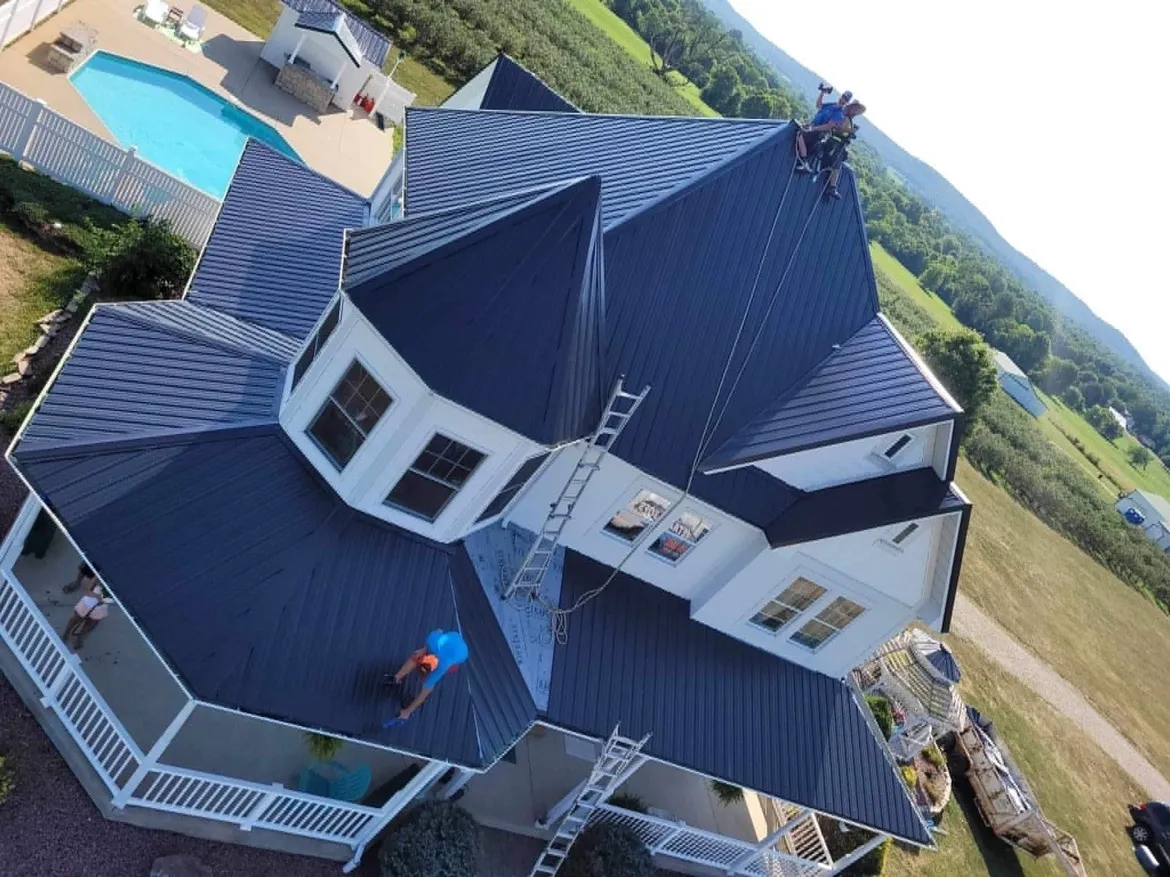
[479,54,579,113]
[15,427,535,768]
[345,178,606,443]
[185,141,367,341]
[703,314,961,470]
[766,469,969,548]
[17,302,288,453]
[282,0,390,66]
[544,549,932,846]
[294,10,362,66]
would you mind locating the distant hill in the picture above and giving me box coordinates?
[702,0,1166,388]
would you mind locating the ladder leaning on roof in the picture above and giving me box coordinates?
[503,377,649,601]
[527,725,649,877]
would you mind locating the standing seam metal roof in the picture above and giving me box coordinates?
[294,10,363,67]
[480,54,580,114]
[282,0,390,67]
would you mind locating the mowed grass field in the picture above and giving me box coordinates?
[870,243,965,332]
[566,0,719,117]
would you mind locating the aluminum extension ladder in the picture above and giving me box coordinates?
[503,377,649,600]
[527,726,649,877]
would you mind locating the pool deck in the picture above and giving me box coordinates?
[0,0,395,197]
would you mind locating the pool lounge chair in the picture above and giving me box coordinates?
[141,0,169,26]
[178,4,205,41]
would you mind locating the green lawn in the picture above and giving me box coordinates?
[566,0,718,117]
[870,242,964,332]
[0,223,84,370]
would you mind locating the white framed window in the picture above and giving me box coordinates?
[647,511,711,563]
[306,360,393,470]
[476,451,550,523]
[790,596,865,650]
[386,434,486,522]
[291,299,341,390]
[603,489,671,543]
[749,577,827,634]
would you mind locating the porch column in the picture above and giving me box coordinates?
[112,699,196,808]
[437,767,475,800]
[0,495,43,573]
[342,760,447,874]
[825,833,889,876]
[287,32,306,65]
[371,76,393,115]
[537,754,648,827]
[724,807,811,874]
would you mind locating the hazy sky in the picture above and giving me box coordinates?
[731,0,1170,382]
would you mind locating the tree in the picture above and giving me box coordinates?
[1080,380,1107,408]
[917,328,999,423]
[562,822,654,877]
[1061,385,1085,410]
[1128,445,1154,470]
[1038,356,1078,395]
[740,90,775,119]
[1085,406,1124,441]
[700,63,742,115]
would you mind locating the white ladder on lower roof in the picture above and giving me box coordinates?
[527,725,649,877]
[503,377,649,600]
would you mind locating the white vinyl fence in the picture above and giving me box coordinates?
[0,0,69,48]
[0,81,219,247]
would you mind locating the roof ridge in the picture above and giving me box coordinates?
[108,300,298,363]
[242,139,370,208]
[15,421,280,461]
[405,105,790,125]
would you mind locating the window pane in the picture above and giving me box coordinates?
[648,532,693,561]
[605,489,670,541]
[891,523,919,545]
[750,601,798,631]
[291,301,341,391]
[386,470,456,520]
[335,363,392,432]
[308,401,363,469]
[476,453,549,523]
[292,344,315,388]
[791,597,865,650]
[791,619,836,650]
[778,577,826,612]
[883,434,913,459]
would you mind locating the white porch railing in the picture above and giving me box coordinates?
[592,804,831,877]
[0,81,220,248]
[0,569,389,854]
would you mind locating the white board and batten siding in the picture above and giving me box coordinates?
[0,82,219,248]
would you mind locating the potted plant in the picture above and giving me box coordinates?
[305,731,344,763]
[709,780,744,805]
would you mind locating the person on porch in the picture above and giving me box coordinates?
[383,629,469,719]
[62,583,110,649]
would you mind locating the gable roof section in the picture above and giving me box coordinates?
[345,178,606,444]
[403,108,784,229]
[480,54,579,113]
[185,141,367,341]
[766,468,970,548]
[295,10,362,66]
[992,349,1029,382]
[702,314,961,471]
[16,428,534,768]
[544,550,931,846]
[16,302,288,454]
[282,0,390,66]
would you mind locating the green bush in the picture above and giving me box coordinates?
[93,218,195,300]
[865,695,894,740]
[562,821,654,877]
[923,743,945,769]
[0,157,125,252]
[899,765,918,788]
[378,801,479,877]
[0,755,13,804]
[709,780,743,805]
[0,401,34,434]
[10,201,48,233]
[820,819,890,876]
[607,792,648,813]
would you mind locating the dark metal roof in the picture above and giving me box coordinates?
[925,643,962,684]
[403,108,785,229]
[295,10,362,67]
[282,0,390,67]
[185,141,367,341]
[765,469,971,548]
[17,303,288,454]
[345,178,606,444]
[480,54,579,113]
[544,550,932,846]
[15,427,534,768]
[702,315,961,471]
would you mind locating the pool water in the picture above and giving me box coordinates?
[70,52,300,198]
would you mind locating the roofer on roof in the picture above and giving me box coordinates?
[384,629,469,719]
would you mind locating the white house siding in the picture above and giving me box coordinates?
[261,6,379,110]
[752,422,943,491]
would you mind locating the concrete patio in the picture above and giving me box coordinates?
[0,0,394,196]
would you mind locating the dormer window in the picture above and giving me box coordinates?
[386,434,486,522]
[604,489,670,542]
[790,596,865,650]
[648,512,711,562]
[307,361,393,469]
[476,452,550,523]
[292,300,341,390]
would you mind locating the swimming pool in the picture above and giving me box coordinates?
[70,52,300,198]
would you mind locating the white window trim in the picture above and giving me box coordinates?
[599,486,679,548]
[383,429,492,524]
[644,506,716,566]
[789,595,868,653]
[876,519,926,555]
[470,449,554,531]
[304,353,395,472]
[283,295,342,404]
[744,571,832,637]
[868,432,916,470]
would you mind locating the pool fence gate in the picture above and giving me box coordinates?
[0,80,219,248]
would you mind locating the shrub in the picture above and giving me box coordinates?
[304,732,344,762]
[820,819,890,876]
[865,695,894,740]
[0,401,34,434]
[10,201,48,233]
[899,764,918,789]
[0,157,124,252]
[93,217,195,300]
[923,743,945,769]
[917,328,999,424]
[562,821,654,877]
[607,792,648,813]
[709,780,744,805]
[378,801,479,877]
[0,755,13,804]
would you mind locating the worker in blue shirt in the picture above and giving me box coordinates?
[384,629,469,719]
[797,85,853,172]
